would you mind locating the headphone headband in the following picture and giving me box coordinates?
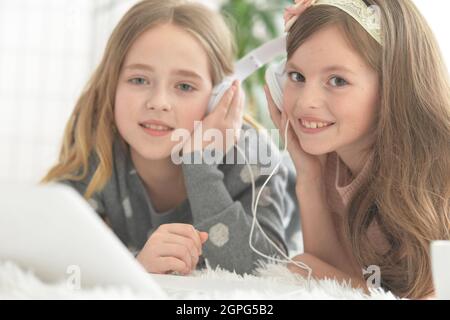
[207,36,286,113]
[234,36,286,82]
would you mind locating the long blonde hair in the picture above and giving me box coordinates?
[287,0,450,298]
[43,0,255,197]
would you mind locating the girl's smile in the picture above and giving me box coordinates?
[139,119,175,137]
[298,116,336,134]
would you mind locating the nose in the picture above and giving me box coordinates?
[145,88,172,112]
[295,82,325,111]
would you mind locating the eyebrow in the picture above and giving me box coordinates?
[124,63,204,81]
[172,69,204,81]
[124,63,154,72]
[286,62,356,75]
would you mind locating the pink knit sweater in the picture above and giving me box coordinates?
[325,152,390,254]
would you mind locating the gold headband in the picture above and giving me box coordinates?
[313,0,382,45]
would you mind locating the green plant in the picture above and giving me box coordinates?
[220,0,291,127]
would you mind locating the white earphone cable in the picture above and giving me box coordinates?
[235,119,312,287]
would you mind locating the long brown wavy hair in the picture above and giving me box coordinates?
[287,0,450,298]
[42,0,260,198]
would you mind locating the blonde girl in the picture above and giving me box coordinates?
[43,0,298,276]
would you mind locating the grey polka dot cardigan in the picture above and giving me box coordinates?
[60,126,301,275]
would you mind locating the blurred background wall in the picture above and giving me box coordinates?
[0,0,448,185]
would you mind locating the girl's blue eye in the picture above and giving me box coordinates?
[129,77,148,85]
[329,76,348,87]
[177,83,194,92]
[288,72,305,83]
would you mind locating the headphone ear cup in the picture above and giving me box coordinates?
[206,79,233,114]
[265,59,287,111]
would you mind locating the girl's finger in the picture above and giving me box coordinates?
[154,256,189,275]
[225,80,241,120]
[159,224,202,254]
[285,122,308,168]
[284,0,315,31]
[280,111,289,142]
[157,242,195,269]
[159,232,201,258]
[237,88,246,117]
[198,231,209,244]
[281,112,301,157]
[284,9,295,23]
[231,87,245,124]
[214,81,236,118]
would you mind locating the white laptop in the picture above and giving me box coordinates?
[0,183,272,299]
[0,183,168,298]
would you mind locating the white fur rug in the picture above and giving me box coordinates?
[0,261,398,300]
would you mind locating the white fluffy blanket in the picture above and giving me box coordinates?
[0,261,398,300]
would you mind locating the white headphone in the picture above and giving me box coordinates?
[264,58,288,112]
[206,36,287,113]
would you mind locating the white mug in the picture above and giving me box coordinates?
[431,241,450,299]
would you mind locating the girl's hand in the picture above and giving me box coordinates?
[136,223,209,275]
[264,85,327,186]
[284,0,317,32]
[183,80,245,156]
